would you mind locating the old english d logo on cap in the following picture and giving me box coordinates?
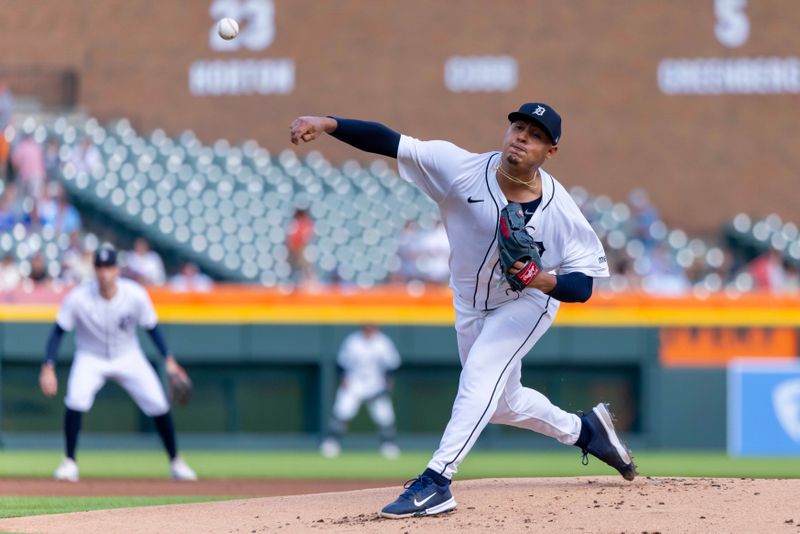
[507,102,562,145]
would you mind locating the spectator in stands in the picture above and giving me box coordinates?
[684,256,706,287]
[784,261,800,294]
[11,132,46,201]
[749,248,786,293]
[0,81,14,181]
[38,183,81,235]
[395,221,423,283]
[286,209,315,285]
[0,130,10,181]
[0,254,21,291]
[0,81,12,132]
[169,262,213,292]
[68,136,103,175]
[2,137,13,183]
[628,188,661,250]
[641,243,690,295]
[415,221,450,285]
[605,255,639,292]
[44,138,62,182]
[60,233,94,285]
[28,253,50,286]
[125,237,166,286]
[0,182,21,231]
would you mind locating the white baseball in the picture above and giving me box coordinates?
[217,18,240,40]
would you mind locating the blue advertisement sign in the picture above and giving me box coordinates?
[728,360,800,456]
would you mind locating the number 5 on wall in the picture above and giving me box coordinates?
[714,0,749,48]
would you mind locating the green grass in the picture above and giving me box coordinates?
[0,496,227,519]
[0,450,799,479]
[0,450,798,520]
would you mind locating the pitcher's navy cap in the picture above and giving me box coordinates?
[94,246,117,267]
[508,103,561,145]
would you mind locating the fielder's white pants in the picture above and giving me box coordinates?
[427,293,582,479]
[65,350,170,417]
[333,384,396,428]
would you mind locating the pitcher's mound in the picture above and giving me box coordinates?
[1,477,798,534]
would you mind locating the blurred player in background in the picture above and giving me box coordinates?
[320,324,401,459]
[38,246,197,482]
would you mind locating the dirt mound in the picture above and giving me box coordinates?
[0,478,393,497]
[1,477,798,534]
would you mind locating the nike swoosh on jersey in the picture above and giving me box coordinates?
[413,493,437,507]
[467,196,484,203]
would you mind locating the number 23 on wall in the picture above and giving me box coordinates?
[209,0,276,51]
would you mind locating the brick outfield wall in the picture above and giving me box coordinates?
[0,0,797,233]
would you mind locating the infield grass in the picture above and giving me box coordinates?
[0,496,226,519]
[0,450,798,479]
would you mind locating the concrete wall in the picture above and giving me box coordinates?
[1,1,798,232]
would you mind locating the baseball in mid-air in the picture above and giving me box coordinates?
[217,18,240,40]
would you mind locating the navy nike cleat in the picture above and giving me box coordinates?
[578,403,638,481]
[380,472,457,519]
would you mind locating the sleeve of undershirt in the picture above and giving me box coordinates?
[146,325,171,358]
[547,272,594,303]
[44,324,66,365]
[328,117,400,158]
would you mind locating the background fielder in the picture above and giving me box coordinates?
[290,102,637,519]
[38,246,197,482]
[320,324,401,459]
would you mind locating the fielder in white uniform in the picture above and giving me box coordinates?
[290,102,637,519]
[320,324,401,459]
[38,246,197,482]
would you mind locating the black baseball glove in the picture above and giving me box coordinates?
[498,202,543,292]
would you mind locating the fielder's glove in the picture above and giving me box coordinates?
[498,202,543,292]
[167,363,193,406]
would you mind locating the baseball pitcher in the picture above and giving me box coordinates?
[290,103,636,518]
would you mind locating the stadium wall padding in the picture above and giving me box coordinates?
[0,321,730,448]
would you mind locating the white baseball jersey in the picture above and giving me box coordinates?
[56,278,158,358]
[397,135,609,311]
[57,278,169,416]
[337,330,400,398]
[396,135,610,479]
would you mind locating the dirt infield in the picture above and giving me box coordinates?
[0,478,393,497]
[1,477,798,533]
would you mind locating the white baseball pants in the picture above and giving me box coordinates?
[427,293,582,479]
[333,384,396,428]
[64,350,170,417]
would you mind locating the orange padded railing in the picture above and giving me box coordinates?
[1,285,799,326]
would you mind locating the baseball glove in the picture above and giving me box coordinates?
[498,202,543,292]
[167,365,193,406]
